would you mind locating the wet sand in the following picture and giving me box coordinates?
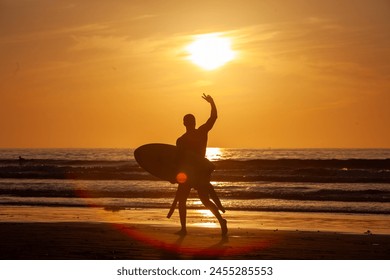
[0,222,389,260]
[0,206,389,259]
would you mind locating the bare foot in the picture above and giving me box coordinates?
[175,229,187,236]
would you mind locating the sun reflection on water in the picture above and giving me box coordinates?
[206,147,222,161]
[196,209,214,218]
[190,208,218,228]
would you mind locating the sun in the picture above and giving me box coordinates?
[187,34,235,70]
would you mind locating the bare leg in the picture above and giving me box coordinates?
[200,169,225,213]
[197,188,228,236]
[208,183,225,213]
[176,184,191,235]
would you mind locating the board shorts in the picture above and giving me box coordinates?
[176,152,215,190]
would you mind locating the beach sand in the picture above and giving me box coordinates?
[0,207,389,260]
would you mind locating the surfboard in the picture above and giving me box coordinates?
[134,143,214,184]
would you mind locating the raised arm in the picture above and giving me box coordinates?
[202,93,217,119]
[201,93,217,130]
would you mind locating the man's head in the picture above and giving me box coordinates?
[183,114,196,129]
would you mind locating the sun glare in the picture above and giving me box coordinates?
[206,147,222,161]
[187,34,235,70]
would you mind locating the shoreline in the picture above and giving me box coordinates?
[1,206,390,234]
[0,206,389,259]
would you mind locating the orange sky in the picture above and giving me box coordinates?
[1,0,389,148]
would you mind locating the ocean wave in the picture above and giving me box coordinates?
[1,184,389,203]
[1,158,389,183]
[1,198,389,215]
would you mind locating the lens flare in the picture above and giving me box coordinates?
[176,172,188,184]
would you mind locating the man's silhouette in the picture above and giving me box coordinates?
[173,94,227,236]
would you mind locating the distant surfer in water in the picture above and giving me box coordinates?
[172,94,227,236]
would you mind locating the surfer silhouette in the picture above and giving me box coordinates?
[172,94,227,236]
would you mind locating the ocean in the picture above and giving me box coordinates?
[1,148,389,217]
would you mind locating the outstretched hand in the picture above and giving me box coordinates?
[202,93,214,103]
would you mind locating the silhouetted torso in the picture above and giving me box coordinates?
[176,117,216,157]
